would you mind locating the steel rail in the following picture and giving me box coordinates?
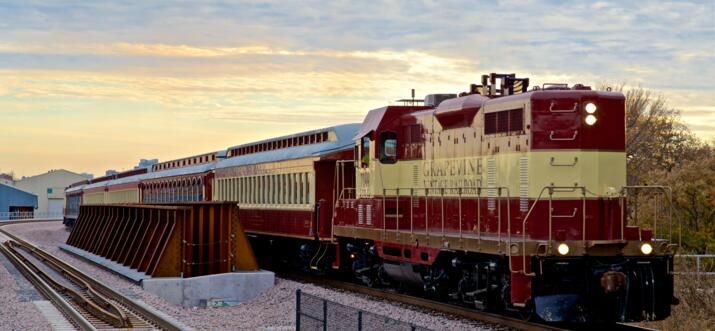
[0,239,97,331]
[0,221,189,331]
[3,240,130,327]
[613,324,661,331]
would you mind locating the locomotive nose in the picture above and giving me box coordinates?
[600,270,627,294]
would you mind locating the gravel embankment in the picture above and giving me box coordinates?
[4,221,504,330]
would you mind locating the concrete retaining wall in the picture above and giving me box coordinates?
[142,271,275,308]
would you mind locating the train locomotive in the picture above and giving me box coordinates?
[65,73,678,324]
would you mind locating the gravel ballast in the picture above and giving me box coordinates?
[4,221,504,330]
[0,251,53,331]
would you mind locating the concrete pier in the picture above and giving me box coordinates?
[60,243,275,308]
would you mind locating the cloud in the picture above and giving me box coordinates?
[0,0,713,177]
[0,41,476,105]
[680,106,715,117]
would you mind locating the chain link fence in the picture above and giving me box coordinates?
[296,289,432,331]
[675,254,715,275]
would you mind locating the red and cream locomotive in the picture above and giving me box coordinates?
[330,74,678,322]
[66,73,677,323]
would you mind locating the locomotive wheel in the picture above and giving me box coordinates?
[517,300,536,321]
[394,282,406,294]
[473,288,492,312]
[500,284,536,321]
[363,274,376,288]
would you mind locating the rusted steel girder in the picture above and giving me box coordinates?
[66,203,257,277]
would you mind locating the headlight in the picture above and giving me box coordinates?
[585,114,597,125]
[585,102,597,114]
[640,242,653,255]
[557,243,570,255]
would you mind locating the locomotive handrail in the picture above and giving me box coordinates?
[331,160,354,236]
[618,186,676,247]
[381,186,509,250]
[499,187,511,254]
[518,185,592,276]
[338,184,659,277]
[519,187,549,276]
[549,130,578,141]
[549,101,578,113]
[550,207,578,218]
[331,187,356,239]
[549,156,578,167]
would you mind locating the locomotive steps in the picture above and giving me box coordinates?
[62,203,275,308]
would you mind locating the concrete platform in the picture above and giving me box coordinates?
[59,244,148,283]
[142,271,275,308]
[60,243,275,308]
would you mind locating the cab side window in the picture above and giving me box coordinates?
[361,136,371,168]
[353,145,359,167]
[379,131,397,164]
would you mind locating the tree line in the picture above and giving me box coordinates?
[623,86,714,253]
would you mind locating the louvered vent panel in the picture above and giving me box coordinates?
[358,204,364,225]
[487,158,496,210]
[519,157,529,212]
[366,204,373,226]
[412,165,419,186]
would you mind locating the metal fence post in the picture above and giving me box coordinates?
[295,289,301,331]
[322,299,328,331]
[295,291,437,331]
[697,256,701,273]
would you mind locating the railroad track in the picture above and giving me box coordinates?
[0,220,657,331]
[0,221,187,331]
[280,271,659,331]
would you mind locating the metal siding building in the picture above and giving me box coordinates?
[0,183,38,219]
[14,169,91,217]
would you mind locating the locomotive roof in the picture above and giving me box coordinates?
[216,123,359,169]
[355,107,387,139]
[356,105,431,139]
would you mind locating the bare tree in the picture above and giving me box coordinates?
[606,85,715,252]
[0,169,16,181]
[620,86,697,185]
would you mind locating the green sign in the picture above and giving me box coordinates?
[47,188,53,194]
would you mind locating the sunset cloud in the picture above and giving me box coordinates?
[0,0,712,177]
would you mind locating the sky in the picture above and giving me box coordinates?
[0,0,713,178]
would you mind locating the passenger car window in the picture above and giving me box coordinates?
[379,132,398,164]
